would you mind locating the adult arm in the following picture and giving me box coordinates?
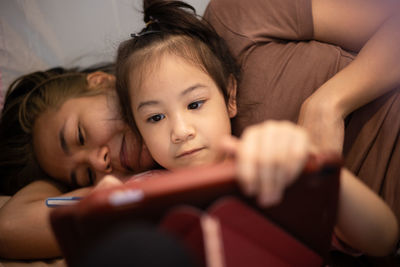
[335,168,398,256]
[220,120,398,256]
[0,180,92,259]
[298,0,400,152]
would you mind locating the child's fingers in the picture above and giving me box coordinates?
[227,121,312,206]
[236,127,260,196]
[256,125,287,206]
[244,121,312,207]
[258,166,285,206]
[217,135,240,158]
[284,128,310,185]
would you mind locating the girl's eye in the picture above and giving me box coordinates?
[87,168,94,186]
[188,100,205,110]
[78,125,85,145]
[147,114,165,123]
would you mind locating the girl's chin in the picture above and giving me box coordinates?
[169,156,222,170]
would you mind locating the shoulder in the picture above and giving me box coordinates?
[205,0,313,46]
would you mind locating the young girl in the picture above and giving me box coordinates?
[115,0,398,258]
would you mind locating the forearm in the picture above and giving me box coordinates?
[0,180,93,259]
[335,168,398,257]
[0,198,62,259]
[307,9,400,118]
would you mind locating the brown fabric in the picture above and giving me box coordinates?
[204,0,400,221]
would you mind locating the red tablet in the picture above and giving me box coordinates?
[50,154,341,266]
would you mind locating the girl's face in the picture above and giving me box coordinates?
[131,53,237,170]
[33,92,156,187]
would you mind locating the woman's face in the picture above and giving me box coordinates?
[131,53,237,170]
[33,92,155,187]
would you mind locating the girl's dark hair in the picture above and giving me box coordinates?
[0,64,114,195]
[116,0,240,130]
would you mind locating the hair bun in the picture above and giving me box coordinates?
[142,0,196,26]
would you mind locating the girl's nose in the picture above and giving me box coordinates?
[171,116,195,144]
[89,146,112,173]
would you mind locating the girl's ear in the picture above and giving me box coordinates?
[227,75,237,118]
[87,71,116,90]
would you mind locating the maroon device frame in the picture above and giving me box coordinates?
[50,154,341,266]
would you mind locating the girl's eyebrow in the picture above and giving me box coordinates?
[137,83,207,111]
[137,100,159,111]
[180,83,207,97]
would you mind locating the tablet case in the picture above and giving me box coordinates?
[50,154,341,266]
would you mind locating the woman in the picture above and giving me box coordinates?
[0,66,156,259]
[204,0,400,223]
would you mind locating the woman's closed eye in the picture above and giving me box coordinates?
[147,114,165,123]
[87,168,95,186]
[78,124,85,145]
[188,100,205,110]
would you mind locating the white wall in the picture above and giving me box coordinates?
[0,0,210,98]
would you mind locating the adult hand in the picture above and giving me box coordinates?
[298,97,344,154]
[92,175,124,192]
[220,120,313,207]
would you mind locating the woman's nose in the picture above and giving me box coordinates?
[88,146,112,173]
[171,116,195,144]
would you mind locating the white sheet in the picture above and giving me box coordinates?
[0,0,209,108]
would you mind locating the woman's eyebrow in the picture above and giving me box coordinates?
[59,124,78,187]
[59,124,71,156]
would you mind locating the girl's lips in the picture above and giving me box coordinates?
[176,147,204,158]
